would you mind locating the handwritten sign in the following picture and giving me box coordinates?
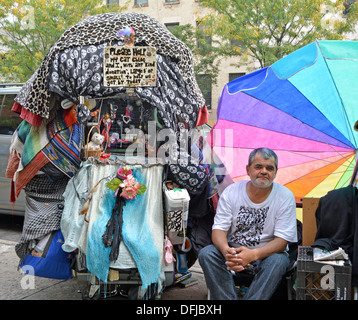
[103,46,156,87]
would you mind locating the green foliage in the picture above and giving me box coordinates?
[106,177,146,196]
[199,0,358,68]
[0,0,129,82]
[106,178,122,192]
[136,183,146,196]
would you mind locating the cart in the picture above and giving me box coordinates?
[12,12,215,300]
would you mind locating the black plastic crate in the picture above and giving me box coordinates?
[296,246,351,300]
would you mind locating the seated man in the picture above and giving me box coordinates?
[199,147,297,300]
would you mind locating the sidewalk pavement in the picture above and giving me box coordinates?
[0,239,208,300]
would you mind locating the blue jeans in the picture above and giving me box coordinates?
[198,244,290,300]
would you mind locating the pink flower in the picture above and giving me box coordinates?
[120,186,137,200]
[117,167,132,179]
[118,174,141,200]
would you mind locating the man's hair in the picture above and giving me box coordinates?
[248,148,278,169]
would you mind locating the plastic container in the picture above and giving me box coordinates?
[163,181,190,245]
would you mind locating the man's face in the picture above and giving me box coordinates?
[246,154,277,189]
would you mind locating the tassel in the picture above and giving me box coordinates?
[10,180,16,203]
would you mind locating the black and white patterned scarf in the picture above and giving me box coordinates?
[15,12,208,193]
[15,12,205,119]
[15,176,69,259]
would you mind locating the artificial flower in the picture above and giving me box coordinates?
[117,166,132,179]
[106,168,146,200]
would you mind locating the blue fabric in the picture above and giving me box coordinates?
[286,44,352,145]
[86,189,114,282]
[121,168,161,290]
[42,122,82,178]
[271,41,318,79]
[226,67,269,95]
[86,168,162,291]
[20,230,72,280]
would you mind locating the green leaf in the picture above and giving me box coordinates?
[136,183,147,196]
[106,178,122,191]
[0,0,129,82]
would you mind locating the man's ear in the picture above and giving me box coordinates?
[246,165,250,175]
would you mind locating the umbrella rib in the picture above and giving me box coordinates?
[235,68,270,93]
[296,121,354,161]
[325,57,358,62]
[317,40,357,148]
[334,156,356,188]
[285,150,354,168]
[294,169,354,182]
[350,160,358,186]
[337,171,355,189]
[294,170,353,181]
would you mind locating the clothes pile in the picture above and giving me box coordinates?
[6,13,225,296]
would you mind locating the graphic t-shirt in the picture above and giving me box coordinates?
[213,181,297,249]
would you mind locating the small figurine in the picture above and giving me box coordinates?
[117,26,135,46]
[86,132,104,150]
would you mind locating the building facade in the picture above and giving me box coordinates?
[115,0,253,125]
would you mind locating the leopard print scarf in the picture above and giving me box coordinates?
[15,12,205,121]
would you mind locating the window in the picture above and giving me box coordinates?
[134,0,148,5]
[231,39,245,50]
[344,0,356,14]
[196,21,212,49]
[197,74,212,110]
[229,73,245,82]
[165,22,179,32]
[0,84,23,135]
[0,84,25,214]
[165,0,180,3]
[107,0,118,4]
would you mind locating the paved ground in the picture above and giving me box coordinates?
[0,238,208,301]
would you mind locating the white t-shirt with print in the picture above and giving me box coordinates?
[213,181,297,249]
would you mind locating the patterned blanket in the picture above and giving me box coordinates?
[14,13,204,121]
[7,107,81,199]
[42,121,82,178]
[13,13,209,194]
[15,176,69,259]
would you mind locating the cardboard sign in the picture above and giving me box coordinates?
[103,46,156,87]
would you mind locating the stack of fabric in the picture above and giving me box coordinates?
[6,101,82,260]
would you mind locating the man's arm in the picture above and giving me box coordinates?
[240,236,287,262]
[212,229,231,256]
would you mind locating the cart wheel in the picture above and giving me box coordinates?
[81,286,100,300]
[127,285,140,300]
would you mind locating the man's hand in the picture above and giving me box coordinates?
[225,247,244,272]
[225,246,257,272]
[225,237,288,272]
[212,229,256,272]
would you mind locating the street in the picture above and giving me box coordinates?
[0,214,208,301]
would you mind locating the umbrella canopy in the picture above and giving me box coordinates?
[211,40,358,203]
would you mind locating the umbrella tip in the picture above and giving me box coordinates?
[354,120,358,132]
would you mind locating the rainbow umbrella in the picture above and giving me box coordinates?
[210,40,358,204]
